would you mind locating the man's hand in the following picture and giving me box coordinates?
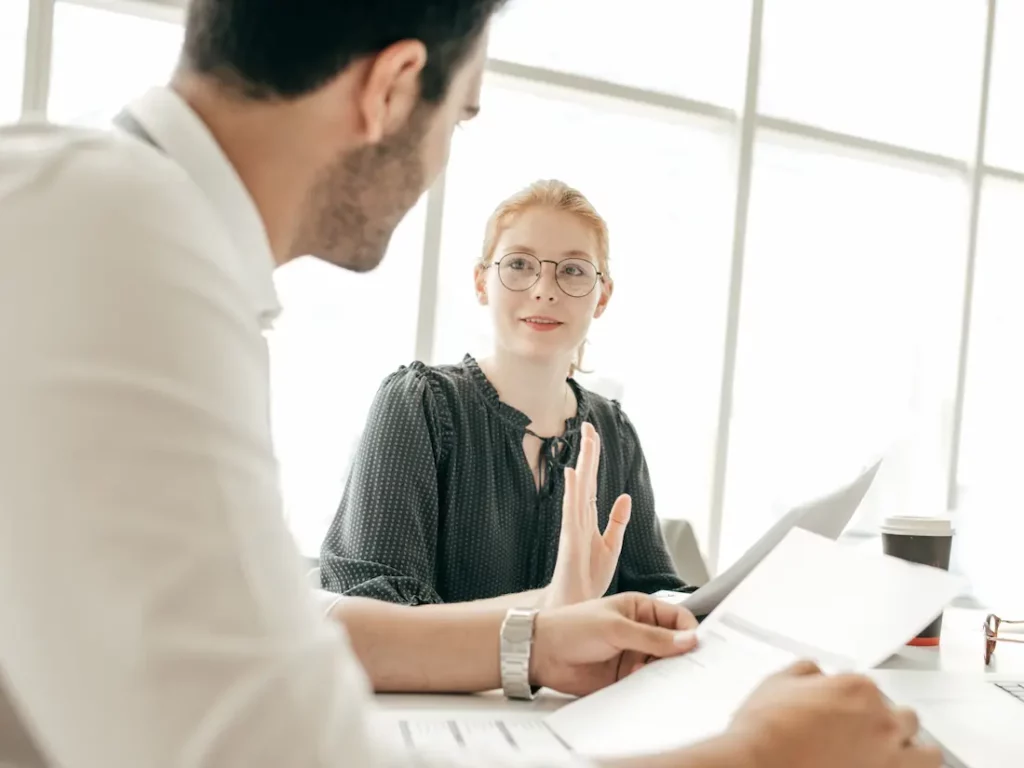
[725,661,943,768]
[531,592,698,697]
[547,422,632,607]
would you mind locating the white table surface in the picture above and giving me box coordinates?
[375,605,1024,715]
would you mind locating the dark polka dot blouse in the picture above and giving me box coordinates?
[319,355,691,605]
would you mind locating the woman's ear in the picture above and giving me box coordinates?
[593,276,614,318]
[473,264,489,306]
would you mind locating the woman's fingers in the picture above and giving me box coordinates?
[580,422,600,529]
[588,427,601,528]
[562,423,604,537]
[561,466,578,534]
[602,494,632,558]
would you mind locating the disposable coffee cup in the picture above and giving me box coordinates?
[881,516,954,646]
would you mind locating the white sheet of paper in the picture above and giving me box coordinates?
[546,527,965,758]
[652,460,882,616]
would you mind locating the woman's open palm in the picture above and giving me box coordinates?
[547,422,632,607]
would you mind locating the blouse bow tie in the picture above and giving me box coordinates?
[526,427,579,499]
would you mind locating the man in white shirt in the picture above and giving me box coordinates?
[0,2,939,767]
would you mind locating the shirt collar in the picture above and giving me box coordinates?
[123,87,281,329]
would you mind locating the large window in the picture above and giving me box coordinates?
[48,1,183,126]
[720,137,968,567]
[0,0,29,123]
[434,77,735,544]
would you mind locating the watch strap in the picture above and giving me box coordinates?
[500,608,539,700]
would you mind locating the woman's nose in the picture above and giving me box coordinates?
[531,263,559,302]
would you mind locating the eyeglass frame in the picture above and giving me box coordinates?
[983,613,1024,666]
[485,253,605,298]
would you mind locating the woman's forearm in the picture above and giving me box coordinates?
[450,587,549,610]
[328,597,507,692]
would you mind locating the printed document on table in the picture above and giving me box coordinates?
[546,527,964,758]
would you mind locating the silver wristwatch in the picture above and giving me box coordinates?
[500,608,539,700]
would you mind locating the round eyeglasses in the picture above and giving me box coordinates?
[489,253,603,298]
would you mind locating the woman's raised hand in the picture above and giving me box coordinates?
[546,422,632,607]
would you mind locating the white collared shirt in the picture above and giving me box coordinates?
[0,88,580,768]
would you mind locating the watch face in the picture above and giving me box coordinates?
[502,610,537,645]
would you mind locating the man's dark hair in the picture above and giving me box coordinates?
[182,1,509,102]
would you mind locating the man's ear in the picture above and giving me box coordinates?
[474,264,489,305]
[357,39,428,143]
[593,276,614,318]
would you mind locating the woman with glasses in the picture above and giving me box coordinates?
[319,180,693,608]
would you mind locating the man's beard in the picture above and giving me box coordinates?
[294,105,430,273]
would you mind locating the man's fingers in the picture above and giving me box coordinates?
[620,593,698,632]
[902,746,944,768]
[893,707,921,745]
[644,594,698,631]
[622,654,649,679]
[602,494,631,554]
[780,659,822,677]
[894,705,941,768]
[627,660,647,677]
[663,601,698,632]
[611,617,699,660]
